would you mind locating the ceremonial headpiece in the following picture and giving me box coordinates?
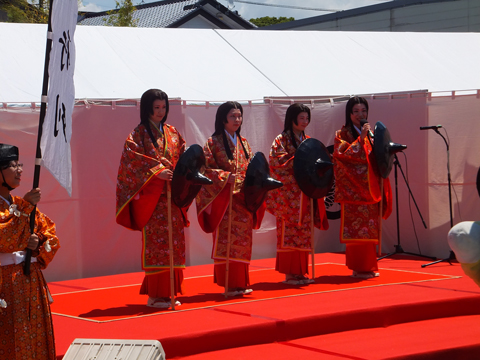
[244,152,282,213]
[171,144,212,208]
[293,138,334,199]
[373,122,407,179]
[0,143,19,191]
[0,144,19,166]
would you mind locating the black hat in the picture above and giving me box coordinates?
[0,144,19,164]
[244,152,283,213]
[293,138,334,199]
[0,144,19,191]
[373,122,406,179]
[171,144,212,208]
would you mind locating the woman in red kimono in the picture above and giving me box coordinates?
[116,89,188,309]
[333,97,392,279]
[196,101,264,296]
[266,104,329,285]
[0,143,60,360]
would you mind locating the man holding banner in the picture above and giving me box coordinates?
[0,144,60,360]
[0,0,78,358]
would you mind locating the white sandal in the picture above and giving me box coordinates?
[282,278,302,285]
[352,271,379,279]
[300,277,315,284]
[223,290,244,297]
[147,297,181,308]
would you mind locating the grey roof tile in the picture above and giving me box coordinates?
[78,0,199,27]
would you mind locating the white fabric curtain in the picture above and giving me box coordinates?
[1,92,479,282]
[425,94,480,255]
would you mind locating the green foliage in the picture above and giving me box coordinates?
[103,0,138,27]
[0,0,48,23]
[249,16,295,27]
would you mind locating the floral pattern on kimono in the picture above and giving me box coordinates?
[266,131,329,252]
[196,134,263,264]
[333,125,392,243]
[116,123,188,273]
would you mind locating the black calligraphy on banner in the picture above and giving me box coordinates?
[59,30,71,71]
[54,94,67,143]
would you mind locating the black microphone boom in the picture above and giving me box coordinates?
[420,125,442,130]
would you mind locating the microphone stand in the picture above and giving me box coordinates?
[378,153,436,261]
[422,128,455,268]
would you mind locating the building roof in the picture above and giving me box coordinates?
[77,0,255,29]
[259,0,462,30]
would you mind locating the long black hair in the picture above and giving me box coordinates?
[345,96,369,137]
[140,89,169,149]
[283,103,311,149]
[213,101,249,161]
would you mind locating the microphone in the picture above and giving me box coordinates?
[360,119,374,138]
[420,125,442,130]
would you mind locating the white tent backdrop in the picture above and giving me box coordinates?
[1,23,480,102]
[1,93,479,282]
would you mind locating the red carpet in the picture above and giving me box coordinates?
[51,262,455,322]
[50,253,480,359]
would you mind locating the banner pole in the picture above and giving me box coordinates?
[24,0,54,276]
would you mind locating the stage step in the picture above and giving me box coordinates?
[173,314,480,360]
[148,290,480,359]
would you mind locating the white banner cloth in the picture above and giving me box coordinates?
[41,0,77,196]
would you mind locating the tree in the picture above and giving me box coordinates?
[0,0,48,23]
[103,0,138,27]
[249,16,295,27]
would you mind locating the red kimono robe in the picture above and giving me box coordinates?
[116,123,188,297]
[196,133,264,289]
[333,125,392,272]
[0,196,60,360]
[266,131,329,276]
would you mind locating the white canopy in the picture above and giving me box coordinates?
[1,23,479,103]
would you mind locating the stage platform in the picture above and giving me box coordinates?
[49,253,480,359]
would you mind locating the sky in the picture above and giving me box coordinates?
[78,0,392,21]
